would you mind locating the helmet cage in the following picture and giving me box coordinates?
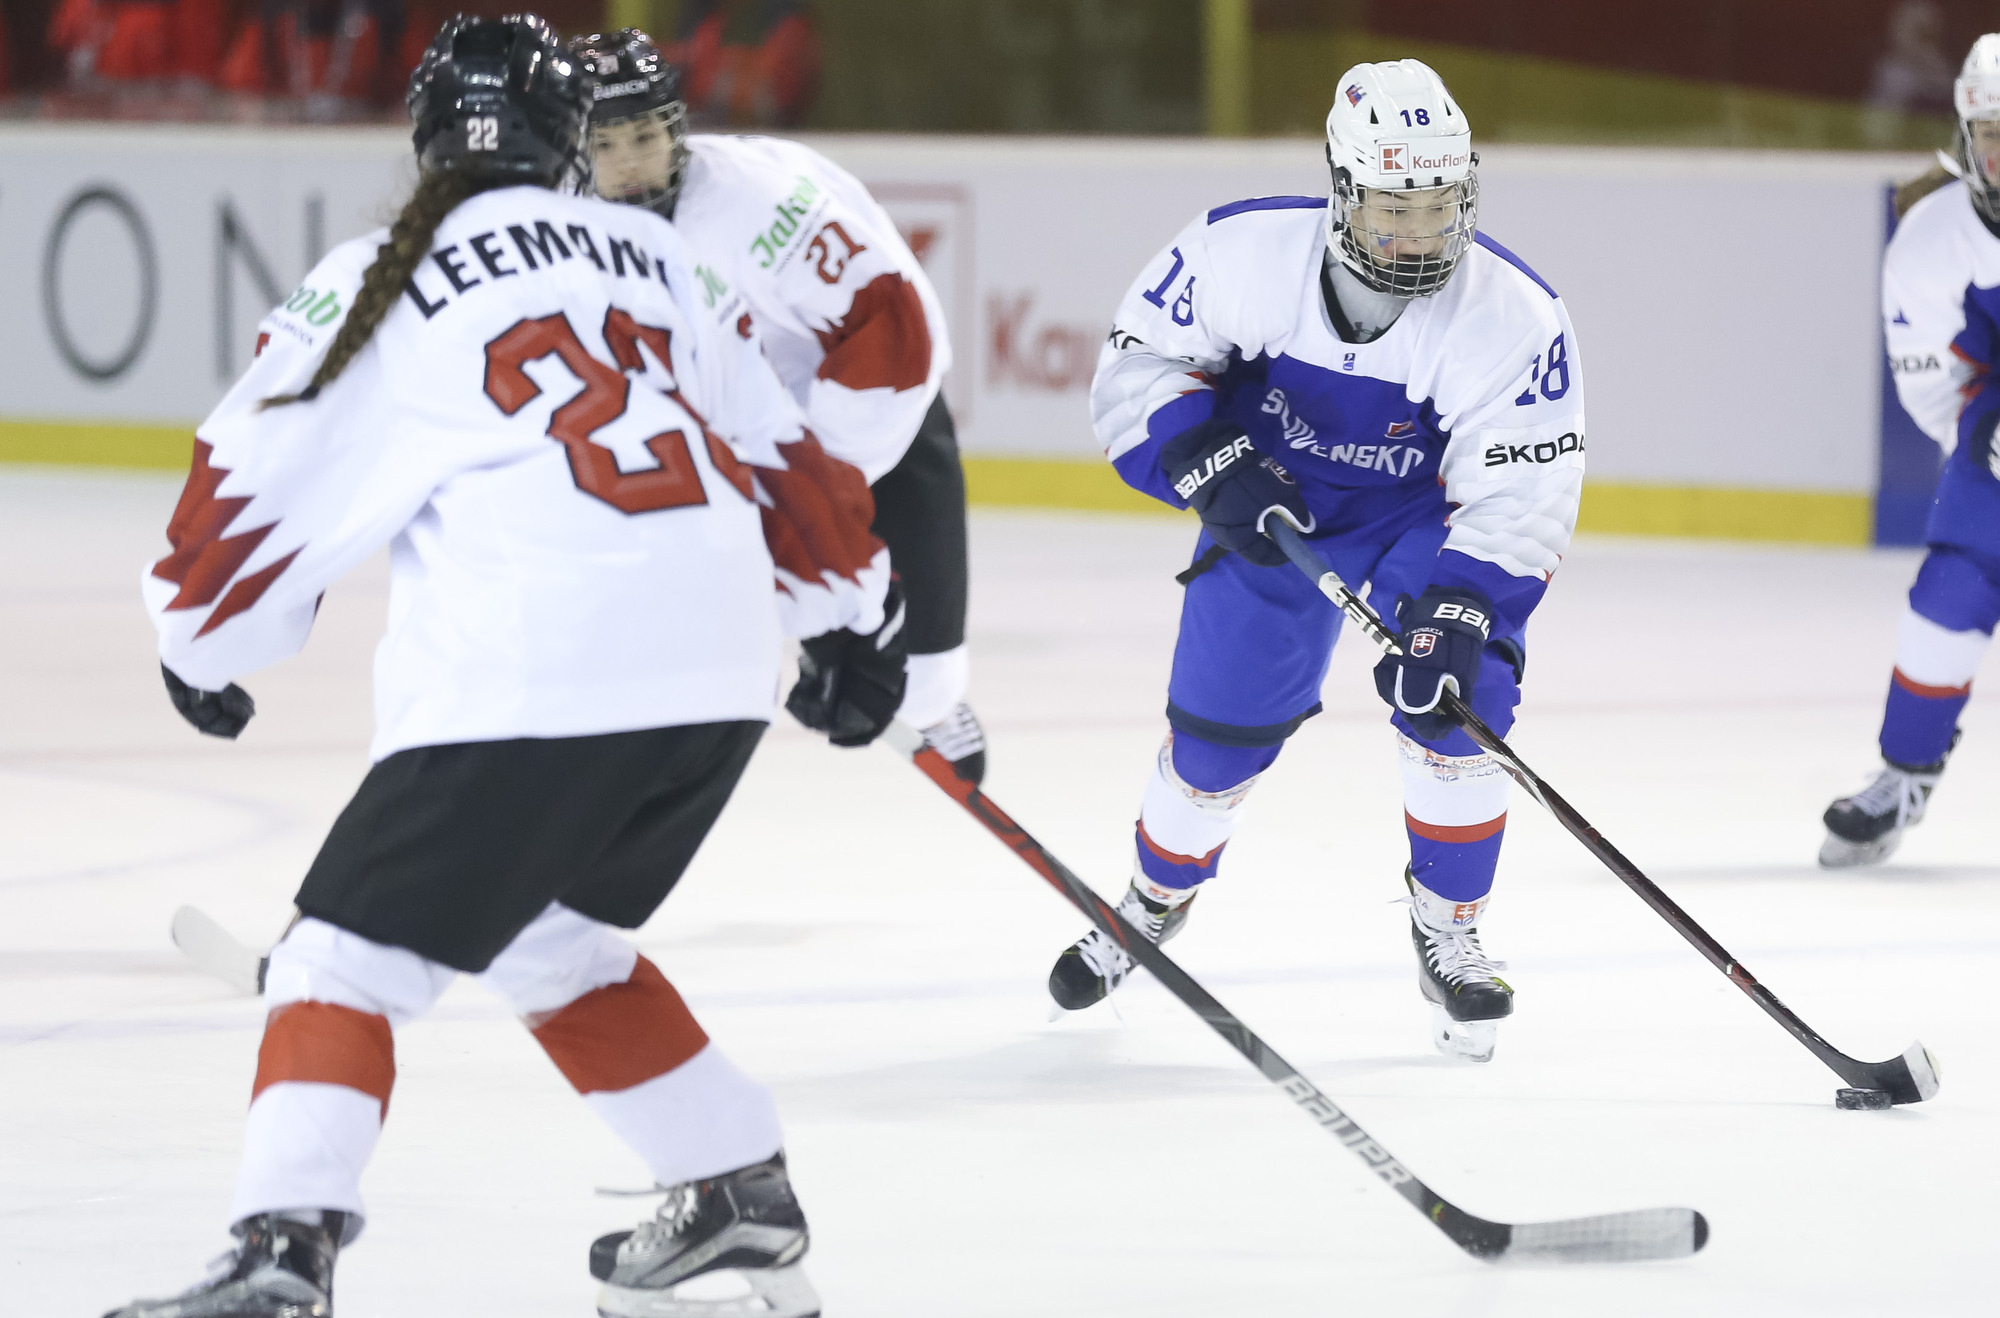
[1959,117,2000,224]
[570,28,691,218]
[1327,163,1480,298]
[587,100,691,217]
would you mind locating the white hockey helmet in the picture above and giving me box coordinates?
[1955,34,2000,222]
[1324,60,1478,298]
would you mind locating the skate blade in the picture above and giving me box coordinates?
[598,1263,819,1318]
[1817,831,1901,869]
[1432,1008,1498,1064]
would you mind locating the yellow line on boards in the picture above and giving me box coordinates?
[0,419,194,471]
[964,458,1872,545]
[1576,482,1872,546]
[0,428,1873,546]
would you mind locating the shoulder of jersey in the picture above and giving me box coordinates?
[1436,234,1566,338]
[1193,197,1327,325]
[261,229,381,346]
[1896,178,1979,249]
[681,134,825,214]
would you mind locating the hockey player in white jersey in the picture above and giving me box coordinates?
[106,16,900,1318]
[567,27,987,782]
[1049,61,1584,1064]
[1819,33,2000,867]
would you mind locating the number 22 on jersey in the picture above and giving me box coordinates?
[483,309,754,515]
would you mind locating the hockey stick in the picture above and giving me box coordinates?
[1264,516,1941,1108]
[881,720,1706,1263]
[170,906,270,996]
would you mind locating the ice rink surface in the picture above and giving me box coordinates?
[4,467,1996,1316]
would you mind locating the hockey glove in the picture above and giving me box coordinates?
[1372,586,1494,741]
[162,663,256,739]
[1160,419,1313,568]
[786,580,910,748]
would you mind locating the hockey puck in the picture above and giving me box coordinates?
[1835,1087,1894,1111]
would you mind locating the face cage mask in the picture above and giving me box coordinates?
[1328,173,1479,298]
[1959,117,2000,225]
[586,102,691,218]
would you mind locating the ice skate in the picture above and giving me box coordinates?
[103,1212,345,1318]
[1406,873,1512,1064]
[1819,748,1951,868]
[1048,879,1196,1011]
[920,700,987,786]
[590,1153,818,1318]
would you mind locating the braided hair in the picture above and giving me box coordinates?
[261,169,487,409]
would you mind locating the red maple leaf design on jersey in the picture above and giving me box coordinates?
[151,441,300,638]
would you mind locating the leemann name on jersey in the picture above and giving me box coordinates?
[1886,178,2000,454]
[1093,196,1586,637]
[670,135,952,483]
[145,186,890,763]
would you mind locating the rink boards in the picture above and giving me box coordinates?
[0,125,1931,543]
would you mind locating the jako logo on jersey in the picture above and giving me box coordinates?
[1409,631,1436,657]
[1345,83,1366,105]
[282,285,342,327]
[1482,431,1584,467]
[1261,388,1315,444]
[1385,420,1415,439]
[748,175,824,269]
[1890,353,1942,373]
[1433,602,1491,637]
[1173,434,1255,500]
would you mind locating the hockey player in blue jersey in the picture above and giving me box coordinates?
[1820,34,2000,867]
[1048,60,1584,1063]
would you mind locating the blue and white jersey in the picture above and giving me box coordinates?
[1092,196,1585,634]
[1882,179,2000,455]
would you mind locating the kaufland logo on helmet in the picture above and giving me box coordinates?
[1378,142,1470,174]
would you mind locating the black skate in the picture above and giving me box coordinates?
[1048,881,1196,1011]
[589,1152,818,1318]
[103,1213,345,1318]
[1819,742,1953,868]
[920,700,987,786]
[1406,873,1513,1064]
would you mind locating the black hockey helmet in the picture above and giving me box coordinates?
[567,28,691,217]
[407,14,593,186]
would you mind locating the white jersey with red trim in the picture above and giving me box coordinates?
[670,134,950,482]
[1883,179,2000,454]
[144,184,889,762]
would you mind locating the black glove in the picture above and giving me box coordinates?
[786,580,910,748]
[1371,586,1494,741]
[161,663,256,739]
[1160,419,1312,567]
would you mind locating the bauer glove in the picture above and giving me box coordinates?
[1160,419,1313,567]
[1372,586,1493,741]
[787,580,910,748]
[161,663,256,739]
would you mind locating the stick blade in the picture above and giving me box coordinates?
[1879,1042,1941,1105]
[169,906,266,996]
[1500,1207,1708,1264]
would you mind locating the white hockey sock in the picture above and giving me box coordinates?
[1895,607,1990,689]
[897,644,971,730]
[585,1042,785,1188]
[1135,733,1264,890]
